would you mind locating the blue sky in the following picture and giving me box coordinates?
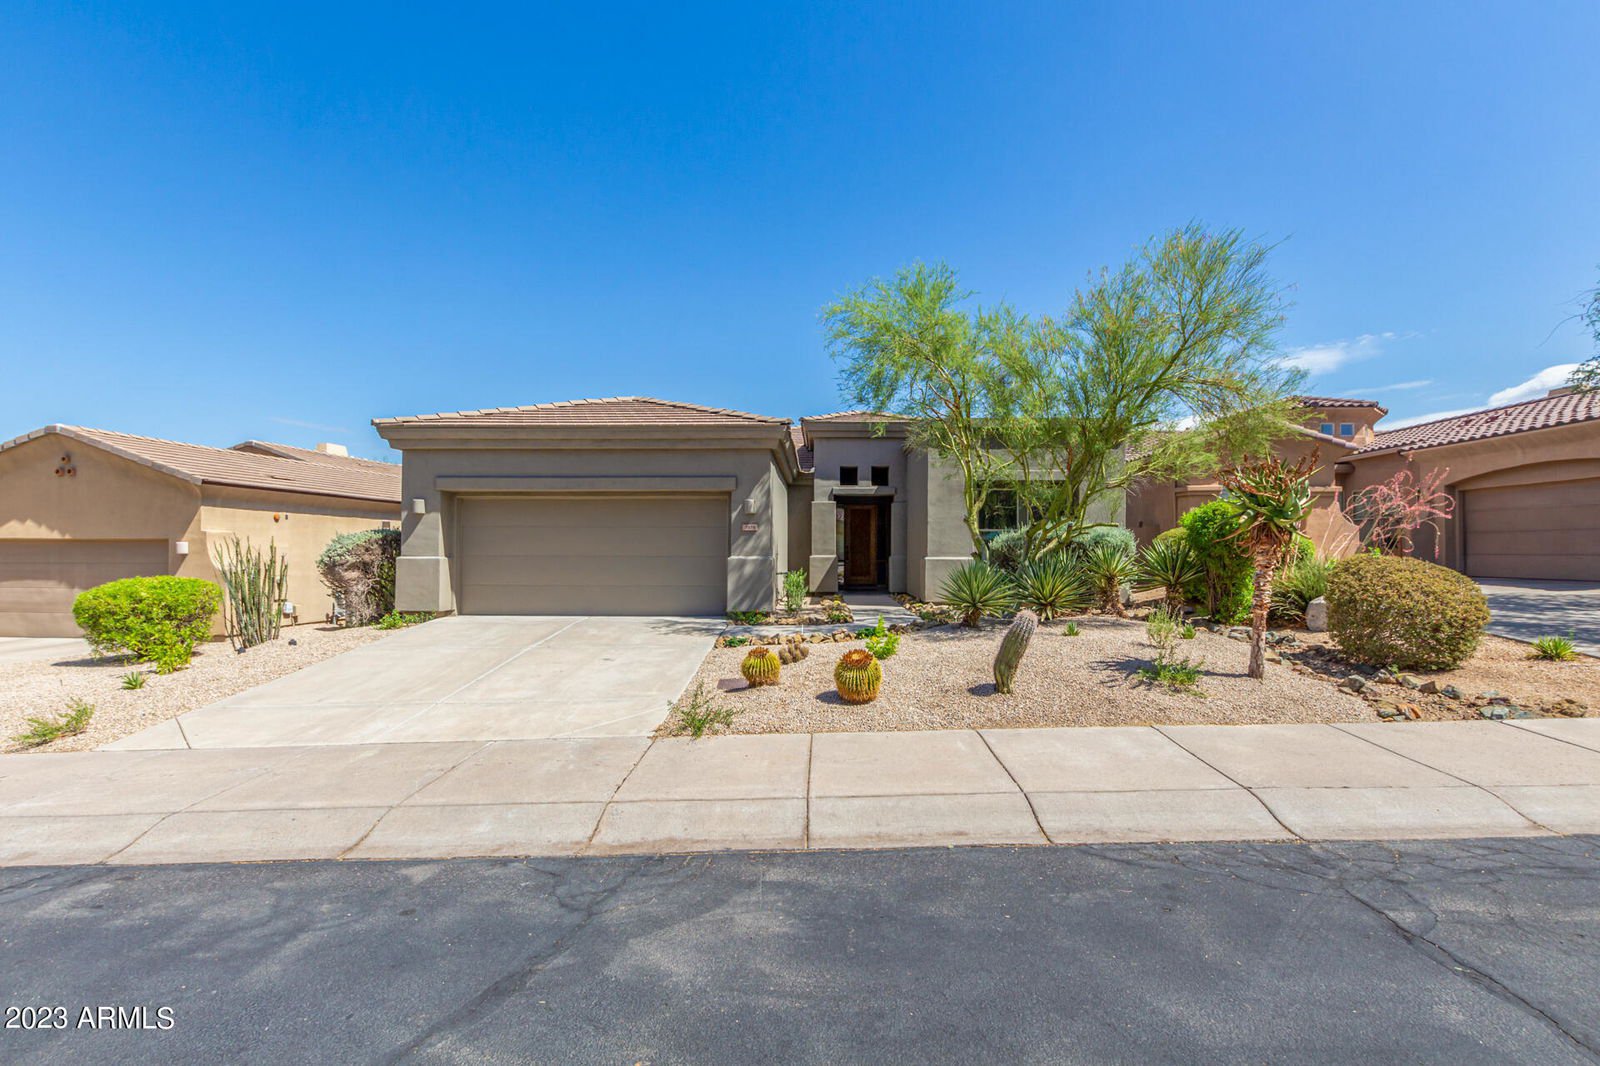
[3,2,1597,459]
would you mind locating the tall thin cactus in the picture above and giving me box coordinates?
[213,535,289,651]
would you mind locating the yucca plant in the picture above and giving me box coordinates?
[1136,538,1203,612]
[1081,542,1136,616]
[1221,451,1318,678]
[1015,554,1089,621]
[212,535,289,651]
[940,560,1017,627]
[1529,635,1578,662]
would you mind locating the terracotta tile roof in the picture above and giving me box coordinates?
[788,425,814,472]
[1295,395,1385,410]
[1357,390,1600,455]
[801,410,911,423]
[0,425,401,503]
[374,396,785,427]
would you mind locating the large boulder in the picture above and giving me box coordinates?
[1305,596,1329,633]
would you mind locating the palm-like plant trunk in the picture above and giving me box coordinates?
[1246,544,1278,680]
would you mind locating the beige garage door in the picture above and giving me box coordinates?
[1464,478,1600,581]
[455,495,728,616]
[0,539,171,636]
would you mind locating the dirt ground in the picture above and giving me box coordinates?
[1,625,391,753]
[665,616,1372,735]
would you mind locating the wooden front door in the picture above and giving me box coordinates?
[843,504,878,587]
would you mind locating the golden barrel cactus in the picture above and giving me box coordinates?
[740,647,781,686]
[834,648,883,704]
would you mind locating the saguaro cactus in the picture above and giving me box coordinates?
[740,647,781,686]
[992,609,1039,695]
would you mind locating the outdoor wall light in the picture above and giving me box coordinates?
[174,541,190,556]
[412,498,427,515]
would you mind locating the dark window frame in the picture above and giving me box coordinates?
[839,465,859,486]
[870,465,890,487]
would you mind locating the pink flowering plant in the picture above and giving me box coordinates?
[1343,467,1454,558]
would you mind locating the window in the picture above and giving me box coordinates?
[1339,422,1355,437]
[979,488,1021,533]
[1319,422,1335,436]
[870,465,889,487]
[839,466,859,486]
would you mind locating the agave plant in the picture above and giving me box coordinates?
[1136,537,1203,611]
[940,560,1017,627]
[1015,554,1088,621]
[1081,542,1137,616]
[1221,451,1318,678]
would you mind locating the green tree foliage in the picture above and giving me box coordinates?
[825,227,1305,563]
[1220,452,1318,678]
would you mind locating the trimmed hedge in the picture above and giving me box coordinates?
[1326,554,1489,670]
[72,576,221,672]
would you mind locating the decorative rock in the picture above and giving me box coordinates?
[1304,596,1329,632]
[1397,674,1422,690]
[1339,675,1368,693]
[1440,685,1464,700]
[1418,680,1440,695]
[1399,703,1422,720]
[1374,704,1401,719]
[1227,627,1250,641]
[1479,705,1510,720]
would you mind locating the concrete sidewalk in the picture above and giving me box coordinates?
[4,718,1600,866]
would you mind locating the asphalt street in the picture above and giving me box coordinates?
[2,838,1598,1064]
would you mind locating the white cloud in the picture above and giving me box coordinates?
[1357,378,1433,393]
[1486,363,1580,406]
[1281,332,1401,376]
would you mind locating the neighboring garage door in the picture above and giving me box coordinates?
[0,539,171,636]
[1463,478,1600,581]
[455,495,729,615]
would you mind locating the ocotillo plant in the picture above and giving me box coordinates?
[213,535,289,651]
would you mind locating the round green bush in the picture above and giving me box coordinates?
[985,529,1030,574]
[1326,554,1489,670]
[1069,526,1137,557]
[72,576,221,671]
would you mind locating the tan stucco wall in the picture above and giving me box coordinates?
[806,434,913,594]
[384,439,789,613]
[197,486,399,626]
[1344,420,1600,571]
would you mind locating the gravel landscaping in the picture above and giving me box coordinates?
[665,616,1371,735]
[1,625,391,753]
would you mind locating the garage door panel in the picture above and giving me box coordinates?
[0,539,170,636]
[455,496,728,616]
[1465,479,1600,581]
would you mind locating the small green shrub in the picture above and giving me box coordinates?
[1015,554,1088,621]
[1326,554,1490,670]
[1062,621,1081,636]
[1139,657,1204,692]
[727,610,769,625]
[1139,604,1205,693]
[781,570,808,612]
[12,699,95,747]
[1529,635,1578,662]
[318,529,400,627]
[73,577,220,671]
[676,682,735,739]
[120,672,148,690]
[1080,542,1136,614]
[864,615,900,659]
[986,529,1031,574]
[375,611,433,630]
[1070,526,1138,558]
[940,561,1017,627]
[1270,555,1336,623]
[724,635,750,647]
[821,598,853,624]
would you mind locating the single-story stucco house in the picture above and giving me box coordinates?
[1128,388,1600,581]
[373,397,1122,617]
[0,426,401,636]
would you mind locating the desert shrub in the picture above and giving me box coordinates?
[318,529,400,626]
[1136,537,1203,611]
[986,529,1031,574]
[213,535,289,650]
[940,561,1017,627]
[864,615,900,659]
[1069,526,1138,559]
[1178,502,1252,624]
[781,570,808,612]
[1326,554,1489,670]
[11,699,95,747]
[1015,554,1088,620]
[1270,555,1335,623]
[1529,635,1578,662]
[821,598,853,624]
[1139,605,1204,692]
[1080,541,1136,614]
[73,576,220,672]
[376,611,433,630]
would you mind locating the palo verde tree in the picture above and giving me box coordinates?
[825,227,1305,563]
[1220,451,1318,679]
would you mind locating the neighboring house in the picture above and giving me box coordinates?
[0,426,401,636]
[1125,396,1378,555]
[372,397,1122,616]
[1343,388,1600,581]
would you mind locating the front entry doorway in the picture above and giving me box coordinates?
[839,500,890,589]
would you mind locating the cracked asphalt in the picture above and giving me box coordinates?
[2,837,1598,1064]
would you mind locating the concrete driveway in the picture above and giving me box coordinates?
[0,636,94,666]
[114,615,723,750]
[1480,579,1600,656]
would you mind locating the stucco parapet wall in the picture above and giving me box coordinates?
[800,419,911,441]
[433,475,739,494]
